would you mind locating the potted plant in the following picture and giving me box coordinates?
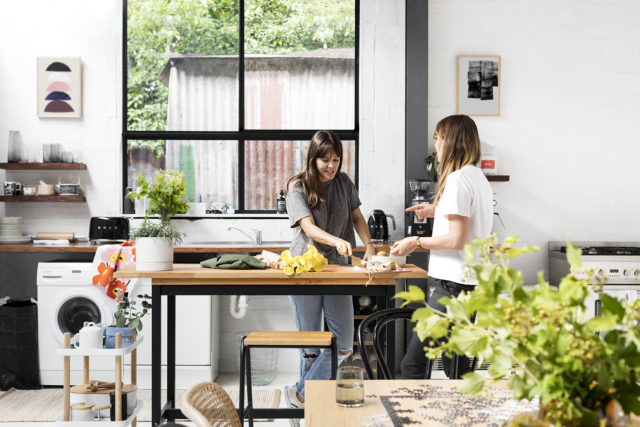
[424,152,439,177]
[106,293,152,349]
[396,235,640,427]
[127,170,189,271]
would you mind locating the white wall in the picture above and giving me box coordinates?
[429,0,640,282]
[1,0,405,373]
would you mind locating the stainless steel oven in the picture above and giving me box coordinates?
[549,241,640,321]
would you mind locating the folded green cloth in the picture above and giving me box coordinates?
[201,254,267,270]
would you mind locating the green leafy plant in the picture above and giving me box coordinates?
[395,235,640,427]
[114,293,152,331]
[424,152,439,174]
[127,170,189,245]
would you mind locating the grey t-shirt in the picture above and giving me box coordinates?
[287,172,361,258]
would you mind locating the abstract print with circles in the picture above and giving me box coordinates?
[37,57,82,117]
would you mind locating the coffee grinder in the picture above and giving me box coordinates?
[408,179,432,237]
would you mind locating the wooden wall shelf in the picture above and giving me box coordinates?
[0,195,86,202]
[487,175,510,182]
[0,163,87,170]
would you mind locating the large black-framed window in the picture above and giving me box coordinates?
[122,0,360,213]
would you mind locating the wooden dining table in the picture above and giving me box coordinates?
[305,379,538,427]
[113,263,429,426]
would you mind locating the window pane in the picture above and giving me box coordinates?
[127,0,239,131]
[244,0,355,130]
[127,140,239,207]
[244,140,355,210]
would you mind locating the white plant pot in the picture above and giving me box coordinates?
[136,237,174,271]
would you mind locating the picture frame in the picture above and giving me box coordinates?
[37,56,82,118]
[456,55,500,116]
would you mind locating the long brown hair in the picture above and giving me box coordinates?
[433,115,482,205]
[285,130,343,210]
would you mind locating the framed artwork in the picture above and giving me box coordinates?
[457,55,500,116]
[37,57,82,118]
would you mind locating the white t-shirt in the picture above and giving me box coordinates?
[428,165,493,285]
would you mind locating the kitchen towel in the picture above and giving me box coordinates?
[89,241,137,303]
[201,254,267,270]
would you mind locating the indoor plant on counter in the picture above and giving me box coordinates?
[396,236,640,427]
[106,292,152,349]
[127,170,189,271]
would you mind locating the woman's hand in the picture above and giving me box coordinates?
[363,244,375,261]
[334,238,353,256]
[406,203,435,221]
[390,237,418,256]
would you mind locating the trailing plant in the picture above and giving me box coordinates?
[127,170,189,245]
[395,235,640,427]
[424,151,439,174]
[114,293,152,331]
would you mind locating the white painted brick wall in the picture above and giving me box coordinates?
[429,0,640,282]
[1,0,405,373]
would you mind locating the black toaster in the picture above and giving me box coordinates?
[89,217,130,244]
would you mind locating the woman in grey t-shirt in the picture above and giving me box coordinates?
[283,130,375,421]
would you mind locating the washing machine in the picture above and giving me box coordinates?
[37,261,117,385]
[37,261,220,388]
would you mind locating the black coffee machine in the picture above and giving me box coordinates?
[368,210,396,242]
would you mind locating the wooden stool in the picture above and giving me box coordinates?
[239,331,337,426]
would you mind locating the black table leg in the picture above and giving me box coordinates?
[167,295,176,409]
[385,284,396,379]
[152,285,163,426]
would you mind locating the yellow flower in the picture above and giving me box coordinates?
[284,266,295,276]
[280,250,292,264]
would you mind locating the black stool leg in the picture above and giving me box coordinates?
[330,337,338,379]
[425,358,434,380]
[239,338,246,424]
[246,347,254,427]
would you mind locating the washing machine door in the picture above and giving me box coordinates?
[49,287,114,344]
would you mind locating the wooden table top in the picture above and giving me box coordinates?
[305,380,527,427]
[0,241,428,254]
[113,263,428,285]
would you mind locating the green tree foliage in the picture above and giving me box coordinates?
[127,0,355,134]
[396,236,640,427]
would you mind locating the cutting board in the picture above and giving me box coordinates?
[36,232,74,241]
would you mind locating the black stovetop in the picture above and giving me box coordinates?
[560,246,640,256]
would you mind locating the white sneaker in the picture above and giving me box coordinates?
[284,385,303,427]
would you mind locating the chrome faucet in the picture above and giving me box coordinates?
[228,226,263,245]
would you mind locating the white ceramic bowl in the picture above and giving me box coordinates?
[371,255,407,267]
[0,230,21,236]
[0,217,22,224]
[0,224,22,231]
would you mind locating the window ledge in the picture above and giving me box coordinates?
[124,214,289,219]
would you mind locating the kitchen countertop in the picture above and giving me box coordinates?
[0,241,429,253]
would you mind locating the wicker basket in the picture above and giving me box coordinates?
[235,331,280,386]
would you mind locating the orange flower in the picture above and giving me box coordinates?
[92,262,115,287]
[121,241,135,247]
[132,247,136,262]
[106,280,127,301]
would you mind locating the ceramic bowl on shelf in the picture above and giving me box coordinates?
[0,217,22,224]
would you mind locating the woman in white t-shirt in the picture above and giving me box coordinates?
[390,114,493,379]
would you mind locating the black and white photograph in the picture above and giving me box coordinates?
[457,55,501,116]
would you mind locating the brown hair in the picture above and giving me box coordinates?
[285,130,343,210]
[433,115,482,205]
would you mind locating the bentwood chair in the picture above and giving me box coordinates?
[358,308,476,380]
[181,382,242,427]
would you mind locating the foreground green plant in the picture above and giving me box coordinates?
[395,235,640,427]
[127,170,189,245]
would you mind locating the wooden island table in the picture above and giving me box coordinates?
[113,263,429,426]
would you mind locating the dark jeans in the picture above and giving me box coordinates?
[401,279,477,379]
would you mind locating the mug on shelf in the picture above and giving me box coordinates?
[23,187,37,196]
[4,182,24,196]
[56,173,81,196]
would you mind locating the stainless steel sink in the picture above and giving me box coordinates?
[180,241,290,248]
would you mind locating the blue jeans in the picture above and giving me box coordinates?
[288,254,353,397]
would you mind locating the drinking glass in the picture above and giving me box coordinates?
[50,143,62,162]
[336,366,364,407]
[73,150,83,164]
[63,151,73,163]
[8,131,22,163]
[27,143,37,163]
[43,144,52,163]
